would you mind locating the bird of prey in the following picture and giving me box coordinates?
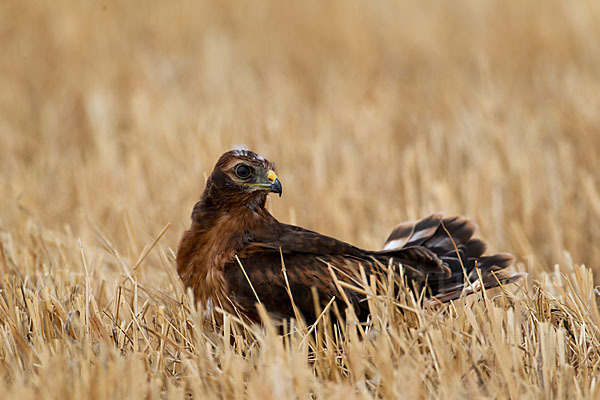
[176,149,522,324]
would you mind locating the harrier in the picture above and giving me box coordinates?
[177,149,522,324]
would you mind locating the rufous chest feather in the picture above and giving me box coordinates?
[176,208,268,303]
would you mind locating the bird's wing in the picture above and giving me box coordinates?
[246,224,364,255]
[223,226,449,323]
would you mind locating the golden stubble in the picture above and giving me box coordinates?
[0,0,600,398]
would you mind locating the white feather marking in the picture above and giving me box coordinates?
[203,298,214,318]
[383,239,406,250]
[409,227,437,242]
[231,146,265,161]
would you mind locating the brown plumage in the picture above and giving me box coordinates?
[177,149,523,324]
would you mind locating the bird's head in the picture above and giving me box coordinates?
[204,149,282,209]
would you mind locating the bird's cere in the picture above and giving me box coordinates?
[267,170,278,182]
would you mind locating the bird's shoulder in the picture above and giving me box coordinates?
[241,221,365,257]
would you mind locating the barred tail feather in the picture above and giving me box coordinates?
[383,213,524,302]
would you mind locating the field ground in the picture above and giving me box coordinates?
[1,1,600,398]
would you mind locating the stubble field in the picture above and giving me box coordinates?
[1,1,600,398]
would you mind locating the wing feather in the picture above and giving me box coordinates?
[383,213,444,250]
[221,214,521,324]
[225,224,452,323]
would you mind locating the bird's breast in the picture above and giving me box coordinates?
[177,209,273,314]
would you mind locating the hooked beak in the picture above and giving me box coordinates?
[244,169,282,197]
[267,169,282,197]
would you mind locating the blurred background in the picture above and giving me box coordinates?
[1,0,600,275]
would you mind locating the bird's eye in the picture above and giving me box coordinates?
[235,164,252,179]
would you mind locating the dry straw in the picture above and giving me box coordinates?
[1,0,600,398]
